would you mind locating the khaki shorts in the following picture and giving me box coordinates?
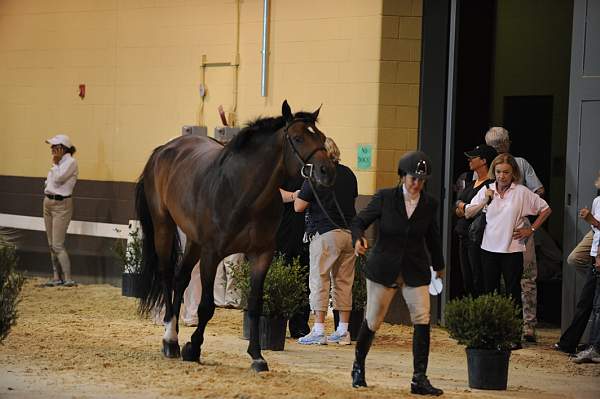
[308,229,355,312]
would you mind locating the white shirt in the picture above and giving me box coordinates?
[44,153,78,196]
[467,182,549,253]
[402,184,420,219]
[590,196,600,257]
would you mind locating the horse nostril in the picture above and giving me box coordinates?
[320,165,328,174]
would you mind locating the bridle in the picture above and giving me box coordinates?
[282,118,349,232]
[283,118,326,179]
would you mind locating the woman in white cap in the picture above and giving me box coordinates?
[43,134,78,287]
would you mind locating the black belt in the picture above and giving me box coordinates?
[45,194,71,201]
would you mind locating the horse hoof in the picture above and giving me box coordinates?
[181,342,201,362]
[162,339,180,358]
[251,359,269,372]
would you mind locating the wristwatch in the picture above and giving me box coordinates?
[530,226,536,233]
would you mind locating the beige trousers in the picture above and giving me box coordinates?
[308,229,355,312]
[156,253,245,325]
[182,263,202,324]
[365,276,430,331]
[43,197,73,281]
[521,231,538,335]
[567,230,594,272]
[213,253,244,308]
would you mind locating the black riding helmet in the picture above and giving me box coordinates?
[397,150,432,179]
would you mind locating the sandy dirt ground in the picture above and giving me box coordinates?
[1,278,599,399]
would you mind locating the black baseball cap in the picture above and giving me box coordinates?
[464,144,497,166]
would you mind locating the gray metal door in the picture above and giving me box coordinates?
[562,0,600,330]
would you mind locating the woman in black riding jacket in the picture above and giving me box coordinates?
[351,150,445,396]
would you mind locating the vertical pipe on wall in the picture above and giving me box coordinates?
[260,0,270,97]
[232,0,240,125]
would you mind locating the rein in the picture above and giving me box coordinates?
[306,176,350,232]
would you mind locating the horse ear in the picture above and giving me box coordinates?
[312,104,322,121]
[282,100,293,122]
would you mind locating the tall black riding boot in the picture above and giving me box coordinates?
[411,324,443,396]
[351,320,375,388]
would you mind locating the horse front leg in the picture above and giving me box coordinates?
[247,251,273,372]
[182,251,218,362]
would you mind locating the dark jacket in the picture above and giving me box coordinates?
[351,186,444,287]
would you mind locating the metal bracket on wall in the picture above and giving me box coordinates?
[199,54,240,126]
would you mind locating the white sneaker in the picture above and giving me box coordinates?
[572,346,600,364]
[327,330,351,345]
[298,330,327,345]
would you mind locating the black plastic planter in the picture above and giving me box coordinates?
[466,348,511,390]
[259,316,287,351]
[333,309,365,341]
[121,273,143,298]
[242,311,287,351]
[242,310,251,340]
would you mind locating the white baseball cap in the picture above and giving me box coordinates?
[45,134,73,148]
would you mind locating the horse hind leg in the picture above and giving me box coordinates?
[154,220,181,358]
[182,251,219,363]
[172,241,201,333]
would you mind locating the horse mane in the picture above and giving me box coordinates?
[217,111,317,164]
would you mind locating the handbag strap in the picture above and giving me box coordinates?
[482,182,492,213]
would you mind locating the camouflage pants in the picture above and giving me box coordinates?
[521,232,537,336]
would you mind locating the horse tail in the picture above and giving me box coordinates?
[135,175,162,316]
[135,162,182,317]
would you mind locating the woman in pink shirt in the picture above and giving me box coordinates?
[466,154,551,337]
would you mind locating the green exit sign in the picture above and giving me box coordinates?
[357,144,372,170]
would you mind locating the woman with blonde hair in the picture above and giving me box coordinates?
[466,153,551,343]
[294,136,358,346]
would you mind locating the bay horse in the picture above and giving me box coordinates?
[135,100,335,372]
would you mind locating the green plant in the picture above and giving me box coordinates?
[230,253,308,319]
[352,255,368,310]
[114,226,142,274]
[0,232,24,343]
[444,293,522,350]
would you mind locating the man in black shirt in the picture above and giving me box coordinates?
[294,137,358,345]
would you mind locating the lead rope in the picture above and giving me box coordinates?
[306,175,350,233]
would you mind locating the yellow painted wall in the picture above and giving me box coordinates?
[0,0,421,194]
[376,0,422,189]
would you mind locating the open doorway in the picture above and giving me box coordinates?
[448,0,573,326]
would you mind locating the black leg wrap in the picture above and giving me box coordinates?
[351,320,375,388]
[411,324,443,396]
[181,342,201,362]
[162,339,181,359]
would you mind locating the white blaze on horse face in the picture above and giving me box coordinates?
[307,126,316,134]
[164,316,178,342]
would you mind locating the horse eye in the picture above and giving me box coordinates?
[293,135,304,143]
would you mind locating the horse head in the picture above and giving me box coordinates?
[281,100,336,188]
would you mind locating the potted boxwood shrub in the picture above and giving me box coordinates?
[232,254,308,351]
[114,224,143,298]
[444,293,522,390]
[0,231,24,342]
[333,254,367,341]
